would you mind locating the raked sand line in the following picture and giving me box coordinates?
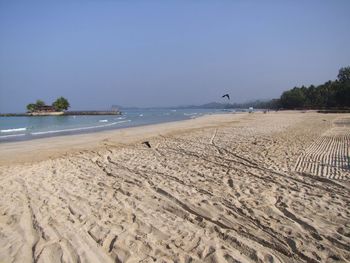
[294,117,350,180]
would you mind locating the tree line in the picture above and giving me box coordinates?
[184,66,349,110]
[277,66,350,109]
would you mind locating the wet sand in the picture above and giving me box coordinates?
[0,111,349,262]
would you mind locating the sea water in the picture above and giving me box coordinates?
[0,108,234,142]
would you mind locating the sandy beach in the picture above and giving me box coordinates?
[0,111,349,263]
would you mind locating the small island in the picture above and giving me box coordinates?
[26,97,69,116]
[0,97,121,116]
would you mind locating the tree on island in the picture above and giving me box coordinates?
[26,99,46,112]
[52,97,70,111]
[26,103,37,112]
[35,99,45,107]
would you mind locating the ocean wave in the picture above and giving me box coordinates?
[0,133,26,139]
[1,127,27,133]
[99,119,108,123]
[31,120,131,136]
[184,113,197,116]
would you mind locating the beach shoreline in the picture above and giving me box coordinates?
[0,112,248,165]
[0,108,228,143]
[0,111,349,262]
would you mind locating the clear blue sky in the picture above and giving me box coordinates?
[1,1,349,112]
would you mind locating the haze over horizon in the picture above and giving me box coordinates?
[1,1,349,112]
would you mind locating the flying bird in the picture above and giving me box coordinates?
[142,141,151,148]
[222,94,230,100]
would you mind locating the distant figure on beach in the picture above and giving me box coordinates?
[249,107,254,113]
[222,94,230,100]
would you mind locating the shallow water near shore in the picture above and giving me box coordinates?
[0,108,232,142]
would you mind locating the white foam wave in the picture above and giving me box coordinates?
[1,127,27,133]
[0,133,26,139]
[31,120,131,136]
[99,119,108,123]
[139,114,144,117]
[184,113,197,116]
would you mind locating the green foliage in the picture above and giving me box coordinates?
[217,66,349,110]
[280,87,306,108]
[26,97,70,112]
[35,100,45,107]
[335,81,350,107]
[52,97,70,111]
[338,67,350,83]
[278,67,350,109]
[26,103,37,112]
[26,100,45,112]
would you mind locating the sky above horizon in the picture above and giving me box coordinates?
[1,1,350,112]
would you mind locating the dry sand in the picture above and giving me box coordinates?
[0,111,349,263]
